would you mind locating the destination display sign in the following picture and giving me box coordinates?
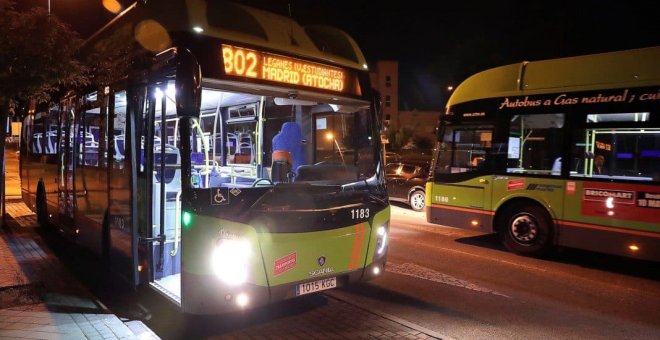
[221,44,361,96]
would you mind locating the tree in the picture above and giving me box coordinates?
[0,0,88,225]
[386,125,414,151]
[0,0,89,107]
[413,135,434,150]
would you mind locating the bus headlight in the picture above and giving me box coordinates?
[376,223,388,256]
[211,238,251,285]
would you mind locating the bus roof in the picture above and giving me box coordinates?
[83,0,368,71]
[447,46,660,108]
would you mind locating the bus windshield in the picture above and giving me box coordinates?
[173,87,378,189]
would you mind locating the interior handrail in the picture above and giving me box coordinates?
[171,190,182,257]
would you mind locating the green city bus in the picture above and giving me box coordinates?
[20,0,389,314]
[427,46,659,261]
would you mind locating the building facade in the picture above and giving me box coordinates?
[369,61,439,150]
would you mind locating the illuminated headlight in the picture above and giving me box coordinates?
[210,238,251,285]
[376,224,388,256]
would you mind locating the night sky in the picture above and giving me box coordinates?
[15,0,660,110]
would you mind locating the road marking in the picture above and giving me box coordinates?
[390,234,659,300]
[390,223,468,237]
[390,235,548,272]
[387,262,510,298]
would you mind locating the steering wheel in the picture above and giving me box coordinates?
[252,178,273,187]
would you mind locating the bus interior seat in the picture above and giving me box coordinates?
[208,169,231,187]
[551,157,562,175]
[85,132,98,146]
[271,150,293,182]
[227,132,253,164]
[154,148,180,185]
[190,151,209,187]
[227,133,238,155]
[189,152,233,188]
[114,135,125,161]
[191,151,205,166]
[89,127,100,143]
[272,122,305,173]
[572,157,581,172]
[239,134,254,163]
[32,133,42,154]
[46,130,58,154]
[233,153,252,164]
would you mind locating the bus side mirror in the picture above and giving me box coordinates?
[175,49,202,117]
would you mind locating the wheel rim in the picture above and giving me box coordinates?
[509,214,538,245]
[410,193,425,210]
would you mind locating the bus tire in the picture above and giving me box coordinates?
[499,204,553,257]
[36,182,48,228]
[409,190,426,212]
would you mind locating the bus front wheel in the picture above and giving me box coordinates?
[499,204,553,257]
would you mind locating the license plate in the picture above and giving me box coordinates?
[296,277,337,296]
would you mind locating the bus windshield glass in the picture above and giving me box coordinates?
[174,87,378,188]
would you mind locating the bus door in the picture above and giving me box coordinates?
[104,88,140,286]
[143,81,183,304]
[430,127,494,232]
[57,98,77,232]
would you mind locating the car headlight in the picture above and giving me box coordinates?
[210,238,251,285]
[376,223,388,256]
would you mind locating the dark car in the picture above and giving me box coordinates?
[385,162,429,211]
[385,151,401,163]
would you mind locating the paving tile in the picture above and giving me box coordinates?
[0,329,32,338]
[1,203,157,340]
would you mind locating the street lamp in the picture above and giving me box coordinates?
[325,132,344,163]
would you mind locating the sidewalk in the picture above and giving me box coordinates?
[0,201,159,339]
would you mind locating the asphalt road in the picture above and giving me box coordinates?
[329,203,660,339]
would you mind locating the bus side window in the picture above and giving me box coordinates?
[571,112,658,181]
[507,113,564,176]
[113,90,127,169]
[435,127,492,175]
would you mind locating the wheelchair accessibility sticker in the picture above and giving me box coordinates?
[211,188,230,205]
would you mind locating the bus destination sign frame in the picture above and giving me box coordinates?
[221,44,361,96]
